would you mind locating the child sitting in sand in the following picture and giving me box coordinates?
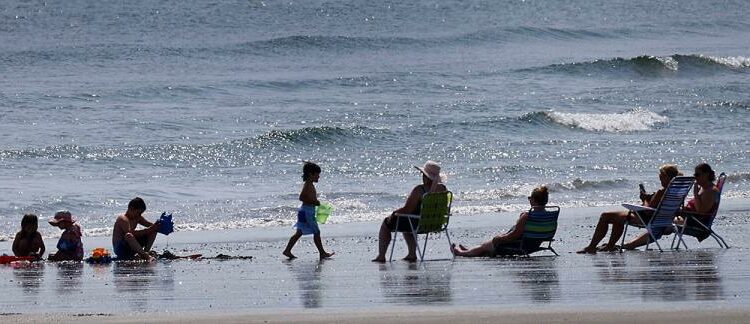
[282,162,335,259]
[451,186,549,257]
[48,210,84,261]
[12,214,45,260]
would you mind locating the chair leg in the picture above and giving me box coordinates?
[549,242,559,256]
[419,233,429,262]
[389,218,400,262]
[650,229,663,252]
[620,221,629,252]
[712,232,729,249]
[406,218,424,262]
[444,229,454,259]
[677,230,689,251]
[671,226,679,250]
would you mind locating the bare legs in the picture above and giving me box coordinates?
[314,233,335,259]
[283,230,334,259]
[372,217,417,263]
[450,241,493,257]
[283,230,303,259]
[133,226,158,252]
[622,232,650,250]
[577,211,628,254]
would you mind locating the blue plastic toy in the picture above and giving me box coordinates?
[157,212,174,235]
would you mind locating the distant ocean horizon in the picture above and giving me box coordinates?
[1,0,748,239]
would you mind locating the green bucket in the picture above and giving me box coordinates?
[315,202,333,224]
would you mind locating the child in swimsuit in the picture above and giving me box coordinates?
[12,214,45,260]
[282,161,335,259]
[48,210,84,261]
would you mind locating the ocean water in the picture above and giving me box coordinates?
[1,0,749,239]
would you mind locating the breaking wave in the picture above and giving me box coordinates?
[524,54,750,77]
[521,109,668,132]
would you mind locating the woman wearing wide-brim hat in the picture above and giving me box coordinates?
[372,161,447,263]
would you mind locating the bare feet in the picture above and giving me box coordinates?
[576,246,597,254]
[371,256,386,263]
[282,250,297,259]
[320,251,335,259]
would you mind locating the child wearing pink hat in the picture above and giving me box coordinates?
[48,210,83,261]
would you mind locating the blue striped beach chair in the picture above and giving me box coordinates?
[671,172,729,249]
[621,176,695,252]
[390,191,453,262]
[518,206,560,256]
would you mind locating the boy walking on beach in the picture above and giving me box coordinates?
[112,197,160,262]
[282,162,335,259]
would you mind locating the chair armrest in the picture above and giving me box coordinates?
[394,213,421,219]
[621,204,656,212]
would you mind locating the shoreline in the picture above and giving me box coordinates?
[8,306,750,324]
[3,197,745,249]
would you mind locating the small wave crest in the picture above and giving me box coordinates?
[250,125,381,146]
[0,125,386,164]
[459,178,630,201]
[526,54,750,77]
[521,108,668,132]
[726,172,750,182]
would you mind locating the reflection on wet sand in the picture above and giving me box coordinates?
[594,251,724,302]
[379,262,452,305]
[510,257,561,303]
[286,259,325,308]
[55,262,84,295]
[12,262,45,294]
[113,262,158,310]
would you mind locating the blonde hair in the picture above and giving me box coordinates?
[530,186,549,206]
[659,164,681,179]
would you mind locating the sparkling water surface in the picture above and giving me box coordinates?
[1,0,749,238]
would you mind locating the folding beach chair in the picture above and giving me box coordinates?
[620,176,695,252]
[498,206,561,257]
[671,172,729,250]
[389,191,453,262]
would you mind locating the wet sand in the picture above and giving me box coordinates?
[1,200,749,322]
[9,307,750,324]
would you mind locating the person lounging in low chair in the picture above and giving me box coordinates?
[451,186,549,257]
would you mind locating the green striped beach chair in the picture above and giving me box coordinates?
[518,206,560,256]
[390,191,453,262]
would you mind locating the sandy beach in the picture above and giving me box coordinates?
[7,307,750,324]
[1,200,749,323]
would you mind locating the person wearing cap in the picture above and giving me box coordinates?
[112,197,160,262]
[372,161,448,263]
[48,210,84,261]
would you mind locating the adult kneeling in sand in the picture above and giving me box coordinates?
[112,197,160,262]
[372,161,447,263]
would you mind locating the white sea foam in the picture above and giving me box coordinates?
[655,56,678,71]
[545,108,668,132]
[704,55,750,68]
